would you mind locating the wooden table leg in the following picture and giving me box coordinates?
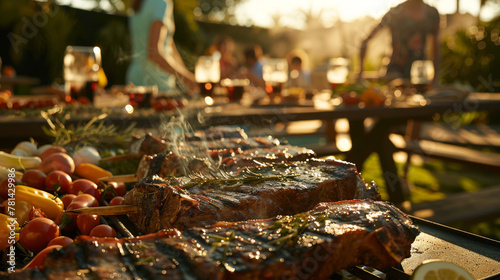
[346,119,408,204]
[324,120,336,145]
[345,120,373,170]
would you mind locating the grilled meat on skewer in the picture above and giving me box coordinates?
[5,199,418,280]
[125,157,380,233]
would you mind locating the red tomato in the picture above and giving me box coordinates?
[69,179,101,202]
[77,97,91,105]
[56,202,81,233]
[113,182,127,196]
[12,101,23,110]
[25,100,36,109]
[22,245,63,269]
[47,236,73,247]
[153,99,167,112]
[89,224,116,238]
[21,169,47,190]
[43,100,55,108]
[70,193,99,208]
[45,170,72,193]
[76,214,100,235]
[19,217,60,252]
[165,99,178,111]
[108,196,124,206]
[61,194,77,210]
[105,182,127,199]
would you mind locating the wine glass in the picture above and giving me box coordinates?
[262,58,288,97]
[63,46,101,103]
[195,55,220,97]
[410,60,434,92]
[326,58,349,91]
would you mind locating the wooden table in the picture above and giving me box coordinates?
[202,93,500,204]
[1,93,499,204]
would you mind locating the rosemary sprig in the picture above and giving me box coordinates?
[267,212,318,249]
[42,112,135,153]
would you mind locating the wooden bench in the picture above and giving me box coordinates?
[390,133,500,172]
[415,123,500,151]
[409,186,500,225]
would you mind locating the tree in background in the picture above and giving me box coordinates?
[440,15,500,92]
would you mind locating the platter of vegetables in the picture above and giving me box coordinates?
[0,136,130,271]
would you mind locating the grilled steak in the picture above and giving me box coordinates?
[4,200,418,280]
[125,157,380,233]
[135,142,316,181]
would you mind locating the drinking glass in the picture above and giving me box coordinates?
[327,58,349,91]
[195,55,220,97]
[262,59,288,96]
[220,78,249,102]
[64,46,101,103]
[410,60,434,92]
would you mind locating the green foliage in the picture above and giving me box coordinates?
[96,19,131,85]
[440,16,500,92]
[7,2,75,84]
[196,0,248,24]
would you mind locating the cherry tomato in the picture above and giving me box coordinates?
[56,200,87,232]
[112,182,127,197]
[76,214,100,235]
[25,100,36,109]
[70,193,99,208]
[153,99,167,112]
[21,169,47,190]
[19,217,60,252]
[23,245,63,269]
[43,100,55,108]
[165,99,178,111]
[45,171,72,193]
[12,101,23,110]
[108,196,124,206]
[69,179,101,201]
[89,224,116,238]
[105,182,127,199]
[61,194,77,210]
[47,236,73,247]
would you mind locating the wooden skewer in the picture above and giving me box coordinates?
[99,174,139,183]
[64,205,139,216]
[100,153,142,162]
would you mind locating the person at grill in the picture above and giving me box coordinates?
[358,0,440,86]
[127,0,197,94]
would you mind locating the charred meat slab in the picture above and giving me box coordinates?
[5,200,418,280]
[125,157,380,233]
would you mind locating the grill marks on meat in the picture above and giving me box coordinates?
[125,158,380,233]
[135,135,316,182]
[7,200,418,280]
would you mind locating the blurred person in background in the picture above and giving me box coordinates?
[241,45,266,88]
[127,0,197,94]
[286,54,311,90]
[207,34,239,79]
[358,0,440,86]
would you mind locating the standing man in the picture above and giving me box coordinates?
[358,0,440,86]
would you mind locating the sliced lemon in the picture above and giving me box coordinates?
[412,259,474,280]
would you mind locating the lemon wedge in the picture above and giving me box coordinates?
[412,259,474,280]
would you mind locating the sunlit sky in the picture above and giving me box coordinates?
[66,0,499,29]
[234,0,499,29]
